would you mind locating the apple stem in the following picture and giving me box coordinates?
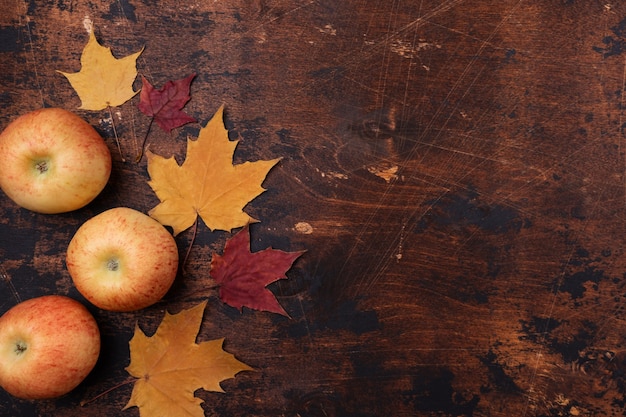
[80,377,137,407]
[182,216,199,274]
[107,105,126,162]
[0,265,21,304]
[135,116,154,163]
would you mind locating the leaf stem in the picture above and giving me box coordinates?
[182,216,199,274]
[80,377,137,407]
[135,116,154,163]
[108,105,125,162]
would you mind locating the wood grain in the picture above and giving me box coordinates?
[2,0,626,415]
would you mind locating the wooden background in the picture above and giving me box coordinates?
[2,0,626,416]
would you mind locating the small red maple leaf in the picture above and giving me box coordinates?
[210,225,304,316]
[138,73,196,132]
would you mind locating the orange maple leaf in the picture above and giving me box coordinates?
[58,30,143,110]
[147,105,280,235]
[124,301,252,417]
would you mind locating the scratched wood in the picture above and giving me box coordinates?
[2,0,626,415]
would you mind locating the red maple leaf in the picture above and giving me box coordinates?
[210,225,304,316]
[138,73,196,132]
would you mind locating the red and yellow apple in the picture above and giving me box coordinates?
[0,107,111,214]
[0,295,100,400]
[66,207,179,312]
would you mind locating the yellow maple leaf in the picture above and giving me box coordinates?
[124,301,252,417]
[57,30,143,110]
[147,105,280,235]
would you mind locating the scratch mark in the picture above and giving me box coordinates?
[297,279,315,350]
[395,223,405,262]
[1,265,21,304]
[621,54,626,206]
[22,16,44,108]
[361,0,466,51]
[105,0,142,158]
[342,0,527,302]
[247,0,317,33]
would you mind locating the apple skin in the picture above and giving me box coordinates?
[0,107,112,214]
[66,207,179,312]
[0,295,100,400]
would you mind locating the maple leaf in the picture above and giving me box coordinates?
[124,301,252,417]
[147,105,280,235]
[138,74,197,132]
[58,30,143,110]
[210,225,305,316]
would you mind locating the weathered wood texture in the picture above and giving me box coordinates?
[2,0,626,415]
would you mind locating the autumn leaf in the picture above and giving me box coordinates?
[58,30,143,110]
[210,225,305,316]
[138,74,197,132]
[124,301,252,417]
[147,105,280,235]
[136,74,197,162]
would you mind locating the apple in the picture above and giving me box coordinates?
[0,107,112,214]
[66,207,179,312]
[0,295,100,400]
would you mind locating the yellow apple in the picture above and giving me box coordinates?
[66,207,179,312]
[0,295,100,400]
[0,107,112,214]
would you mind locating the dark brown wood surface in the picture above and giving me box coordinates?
[2,0,626,416]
